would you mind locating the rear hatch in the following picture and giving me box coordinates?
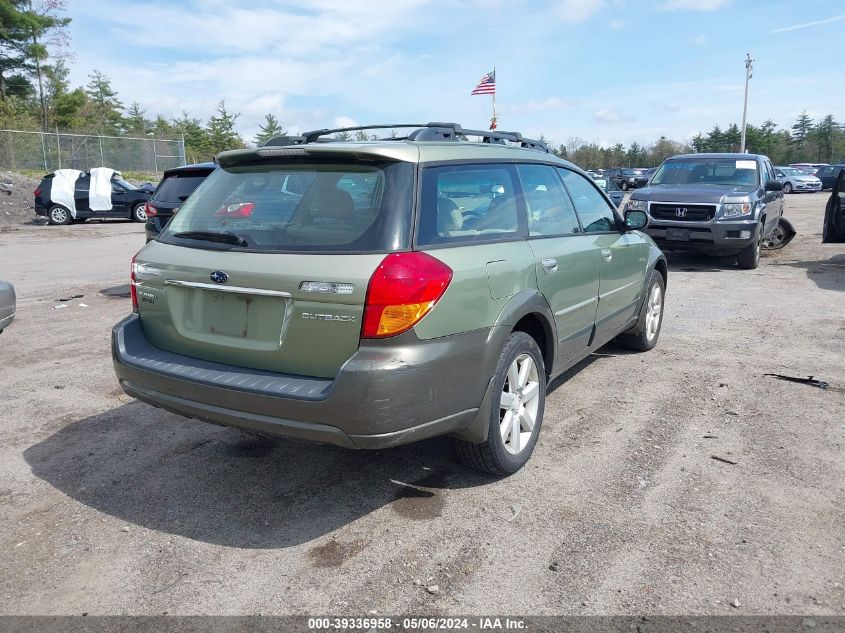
[134,154,415,379]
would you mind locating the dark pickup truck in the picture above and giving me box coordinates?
[625,153,784,269]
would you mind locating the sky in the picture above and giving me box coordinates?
[64,0,845,148]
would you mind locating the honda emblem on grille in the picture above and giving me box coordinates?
[210,270,229,284]
[675,207,688,217]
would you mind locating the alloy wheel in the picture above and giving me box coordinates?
[499,353,540,455]
[50,207,68,224]
[645,282,662,341]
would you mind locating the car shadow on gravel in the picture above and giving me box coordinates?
[664,251,736,272]
[23,402,494,549]
[782,254,845,292]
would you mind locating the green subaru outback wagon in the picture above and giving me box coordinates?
[113,123,667,474]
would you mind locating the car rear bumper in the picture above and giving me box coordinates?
[645,219,760,255]
[112,315,498,448]
[144,216,170,241]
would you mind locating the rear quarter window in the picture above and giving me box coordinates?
[417,164,524,246]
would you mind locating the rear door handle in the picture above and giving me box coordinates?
[541,258,558,274]
[601,248,612,262]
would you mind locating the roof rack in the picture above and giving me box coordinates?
[262,122,550,153]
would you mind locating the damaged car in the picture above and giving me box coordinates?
[626,153,785,269]
[34,167,152,225]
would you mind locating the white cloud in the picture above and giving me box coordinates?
[594,107,625,124]
[609,18,625,30]
[769,14,845,34]
[505,98,577,114]
[333,116,359,129]
[658,0,730,11]
[554,0,605,22]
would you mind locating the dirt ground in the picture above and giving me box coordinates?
[0,193,843,616]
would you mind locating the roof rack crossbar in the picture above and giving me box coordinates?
[280,121,550,153]
[301,123,453,144]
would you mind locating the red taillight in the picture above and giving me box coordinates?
[144,202,158,217]
[130,253,138,313]
[34,188,41,197]
[215,202,255,217]
[362,252,453,338]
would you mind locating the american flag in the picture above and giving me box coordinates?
[471,70,496,95]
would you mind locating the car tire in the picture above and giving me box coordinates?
[47,205,71,225]
[453,331,546,476]
[131,202,147,222]
[783,182,793,194]
[737,224,762,269]
[616,269,665,352]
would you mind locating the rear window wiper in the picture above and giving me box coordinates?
[172,230,249,247]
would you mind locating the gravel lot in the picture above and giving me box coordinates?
[0,193,843,616]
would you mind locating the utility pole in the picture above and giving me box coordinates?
[740,53,753,153]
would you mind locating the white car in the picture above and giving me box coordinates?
[775,166,822,194]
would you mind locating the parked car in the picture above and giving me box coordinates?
[35,170,152,225]
[0,280,15,333]
[144,163,216,241]
[605,168,646,191]
[774,166,822,193]
[626,153,784,269]
[589,172,625,208]
[814,164,845,190]
[823,168,845,243]
[113,122,667,475]
[789,163,827,174]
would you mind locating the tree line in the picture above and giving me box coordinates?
[546,112,845,170]
[2,1,843,168]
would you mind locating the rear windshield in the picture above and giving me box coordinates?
[152,172,211,203]
[158,160,414,253]
[652,158,760,187]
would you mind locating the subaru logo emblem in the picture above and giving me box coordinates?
[210,270,229,284]
[675,207,687,217]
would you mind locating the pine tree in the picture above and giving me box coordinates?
[253,113,285,146]
[84,70,124,133]
[791,111,813,156]
[812,115,838,163]
[206,100,243,153]
[126,101,146,134]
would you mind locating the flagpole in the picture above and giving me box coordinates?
[491,66,497,130]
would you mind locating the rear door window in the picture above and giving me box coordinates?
[417,164,524,246]
[159,160,413,253]
[516,164,581,236]
[558,168,619,233]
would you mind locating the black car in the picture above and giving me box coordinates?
[35,171,152,225]
[814,164,845,190]
[823,169,845,243]
[144,162,216,241]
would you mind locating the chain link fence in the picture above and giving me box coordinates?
[0,129,186,175]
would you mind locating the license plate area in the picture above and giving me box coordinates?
[666,228,691,241]
[169,283,290,351]
[188,290,252,337]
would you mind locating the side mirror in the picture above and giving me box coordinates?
[765,180,784,192]
[624,209,649,231]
